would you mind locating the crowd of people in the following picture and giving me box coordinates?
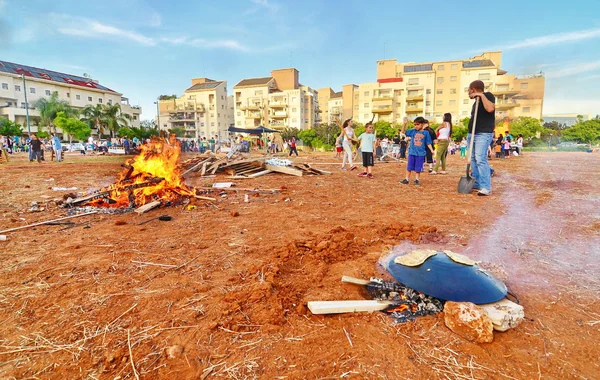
[329,80,521,196]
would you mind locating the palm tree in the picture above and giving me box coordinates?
[102,103,131,137]
[81,104,106,137]
[32,91,78,133]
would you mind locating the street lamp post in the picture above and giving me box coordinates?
[154,100,160,132]
[22,74,31,136]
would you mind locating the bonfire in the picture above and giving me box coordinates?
[81,136,204,208]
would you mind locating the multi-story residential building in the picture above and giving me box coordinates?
[233,68,318,131]
[227,95,235,128]
[157,77,229,139]
[0,60,141,134]
[318,51,545,125]
[542,113,593,127]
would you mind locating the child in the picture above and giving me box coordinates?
[400,117,434,186]
[503,137,511,158]
[459,138,467,158]
[495,141,502,158]
[357,122,377,178]
[399,136,408,159]
[335,135,343,158]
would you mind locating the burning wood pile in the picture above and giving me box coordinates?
[66,137,214,210]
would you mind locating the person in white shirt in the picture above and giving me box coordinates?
[432,113,452,174]
[339,119,358,171]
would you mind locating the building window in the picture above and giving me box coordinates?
[364,91,369,96]
[438,65,444,70]
[292,108,297,112]
[437,77,444,84]
[236,121,241,126]
[66,93,70,98]
[218,122,221,126]
[436,89,443,95]
[221,95,224,99]
[21,102,26,108]
[426,101,431,106]
[426,89,431,95]
[355,94,359,99]
[221,105,224,109]
[450,76,457,81]
[201,122,205,127]
[237,112,241,116]
[451,64,458,70]
[463,99,469,104]
[107,99,112,104]
[292,118,297,122]
[521,83,529,89]
[30,87,36,94]
[218,113,221,117]
[292,97,297,102]
[364,103,369,108]
[98,98,102,103]
[211,122,214,126]
[479,73,491,80]
[15,85,21,91]
[523,107,530,113]
[464,87,469,93]
[450,88,457,94]
[305,120,308,123]
[211,113,214,117]
[1,83,8,90]
[133,115,137,120]
[76,95,81,100]
[408,78,419,85]
[436,101,443,106]
[449,100,456,105]
[354,105,359,110]
[88,96,92,101]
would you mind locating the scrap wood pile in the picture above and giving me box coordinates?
[181,156,331,179]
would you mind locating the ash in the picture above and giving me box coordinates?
[65,206,134,215]
[366,277,444,323]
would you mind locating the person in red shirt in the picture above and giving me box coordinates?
[289,137,298,156]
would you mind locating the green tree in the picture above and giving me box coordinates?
[81,104,106,136]
[158,95,178,100]
[297,128,318,147]
[32,91,78,133]
[54,111,91,142]
[168,127,186,137]
[543,120,568,130]
[103,104,131,137]
[312,123,341,145]
[561,117,600,146]
[281,127,300,140]
[373,120,397,138]
[508,117,547,140]
[0,118,23,136]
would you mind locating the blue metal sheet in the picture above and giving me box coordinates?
[387,253,507,304]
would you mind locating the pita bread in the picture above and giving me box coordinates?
[443,250,478,266]
[394,249,437,267]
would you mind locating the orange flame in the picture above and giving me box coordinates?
[87,136,196,207]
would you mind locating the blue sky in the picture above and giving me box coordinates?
[1,0,599,120]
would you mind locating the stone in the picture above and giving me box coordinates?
[444,301,494,343]
[165,345,184,359]
[479,299,525,332]
[315,240,329,252]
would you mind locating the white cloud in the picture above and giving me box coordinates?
[160,36,250,52]
[545,61,600,78]
[480,27,600,51]
[57,20,155,46]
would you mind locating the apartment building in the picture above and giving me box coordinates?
[318,51,545,125]
[157,78,229,139]
[0,60,141,133]
[233,68,318,131]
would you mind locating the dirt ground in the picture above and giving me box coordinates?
[0,150,599,380]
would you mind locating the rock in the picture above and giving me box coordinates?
[444,301,494,343]
[315,240,328,252]
[479,299,524,331]
[165,345,184,359]
[230,211,240,217]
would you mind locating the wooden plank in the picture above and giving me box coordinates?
[0,211,98,234]
[182,157,212,177]
[246,169,272,178]
[305,164,331,175]
[265,164,303,177]
[235,167,265,176]
[200,162,207,177]
[134,200,161,214]
[307,300,394,315]
[341,276,371,285]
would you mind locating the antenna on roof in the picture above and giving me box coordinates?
[83,73,90,78]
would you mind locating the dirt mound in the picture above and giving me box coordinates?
[378,223,448,244]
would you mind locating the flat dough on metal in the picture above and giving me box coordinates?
[443,250,478,266]
[394,249,437,267]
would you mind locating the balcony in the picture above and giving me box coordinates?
[406,94,424,101]
[241,103,262,111]
[496,101,520,109]
[372,91,393,101]
[271,111,288,118]
[270,102,287,108]
[494,89,520,96]
[406,106,424,113]
[246,113,262,119]
[330,107,342,115]
[372,106,393,114]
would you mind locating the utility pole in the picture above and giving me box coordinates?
[22,74,31,136]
